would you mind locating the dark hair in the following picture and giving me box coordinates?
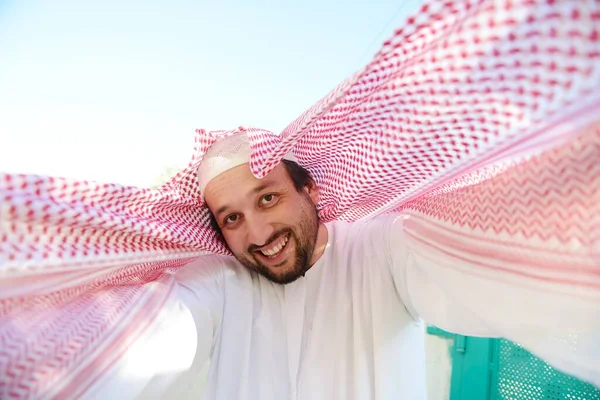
[281,159,315,192]
[208,160,315,239]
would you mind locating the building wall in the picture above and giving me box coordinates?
[425,333,453,400]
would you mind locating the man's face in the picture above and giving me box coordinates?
[204,163,320,284]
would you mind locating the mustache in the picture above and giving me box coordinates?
[247,229,292,253]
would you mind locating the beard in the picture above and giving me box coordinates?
[233,195,319,285]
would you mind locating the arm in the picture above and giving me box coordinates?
[385,213,497,337]
[119,256,225,399]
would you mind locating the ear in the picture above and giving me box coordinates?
[303,180,320,206]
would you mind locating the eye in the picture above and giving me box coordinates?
[223,214,240,225]
[259,193,278,206]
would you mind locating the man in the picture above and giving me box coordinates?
[155,131,574,399]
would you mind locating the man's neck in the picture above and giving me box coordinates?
[309,223,329,266]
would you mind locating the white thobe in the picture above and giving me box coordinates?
[167,215,432,399]
[117,213,596,399]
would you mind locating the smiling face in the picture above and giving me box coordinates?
[204,162,322,284]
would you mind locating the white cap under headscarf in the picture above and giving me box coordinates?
[197,132,297,196]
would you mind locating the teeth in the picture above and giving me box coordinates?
[260,234,289,257]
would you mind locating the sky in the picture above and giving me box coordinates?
[0,0,423,187]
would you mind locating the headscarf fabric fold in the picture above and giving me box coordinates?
[1,0,599,397]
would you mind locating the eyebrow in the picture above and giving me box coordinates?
[213,182,275,216]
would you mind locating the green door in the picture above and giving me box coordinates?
[491,339,599,400]
[427,328,600,400]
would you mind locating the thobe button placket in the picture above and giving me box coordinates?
[289,385,298,400]
[284,278,306,400]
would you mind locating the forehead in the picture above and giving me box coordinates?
[203,163,291,209]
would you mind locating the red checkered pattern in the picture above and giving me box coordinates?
[1,0,599,397]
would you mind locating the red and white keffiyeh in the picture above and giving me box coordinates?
[1,0,599,397]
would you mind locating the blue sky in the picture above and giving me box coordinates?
[0,0,422,187]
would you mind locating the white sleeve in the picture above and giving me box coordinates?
[132,256,225,399]
[384,212,600,385]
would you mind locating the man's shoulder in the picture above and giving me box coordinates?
[322,213,407,263]
[321,214,406,278]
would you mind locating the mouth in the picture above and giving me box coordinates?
[254,232,291,263]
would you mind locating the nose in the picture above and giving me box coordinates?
[245,213,276,247]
